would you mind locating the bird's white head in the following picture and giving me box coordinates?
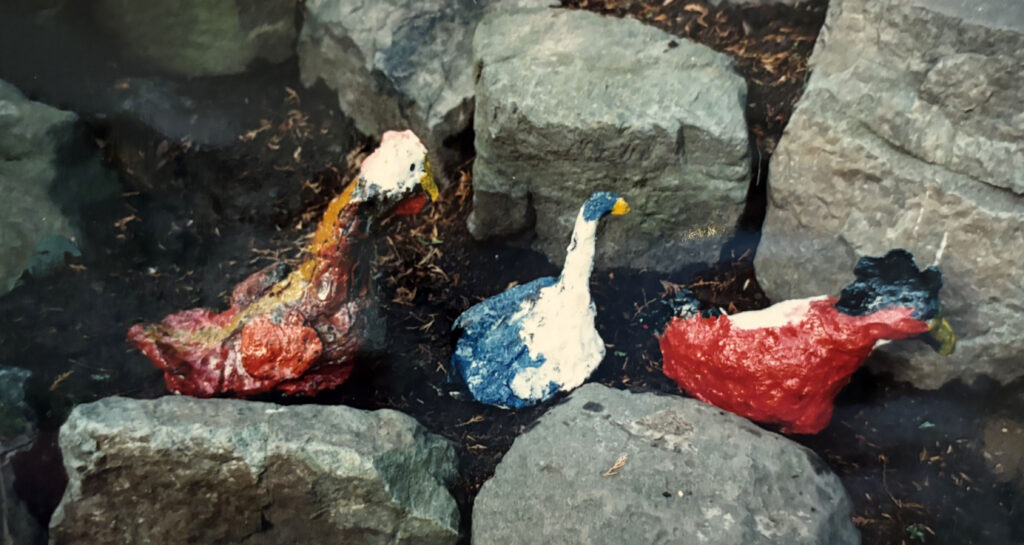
[354,130,439,211]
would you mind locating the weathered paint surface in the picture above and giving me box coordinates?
[452,277,557,408]
[658,250,950,434]
[660,299,930,434]
[128,187,370,397]
[128,131,432,397]
[452,192,627,408]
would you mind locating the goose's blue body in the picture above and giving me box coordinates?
[452,277,557,408]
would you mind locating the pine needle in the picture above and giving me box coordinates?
[602,454,629,477]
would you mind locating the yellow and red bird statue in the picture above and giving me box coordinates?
[129,131,438,397]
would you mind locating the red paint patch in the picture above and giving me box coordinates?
[240,317,322,381]
[392,193,429,216]
[127,193,369,398]
[659,298,930,434]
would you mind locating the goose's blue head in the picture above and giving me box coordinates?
[581,192,630,221]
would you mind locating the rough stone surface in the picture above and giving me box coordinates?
[0,79,118,295]
[0,366,42,545]
[473,384,859,545]
[754,0,1024,388]
[0,367,35,442]
[470,9,749,270]
[983,416,1024,485]
[298,0,550,168]
[93,0,296,76]
[50,396,460,545]
[709,0,801,4]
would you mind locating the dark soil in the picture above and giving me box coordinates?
[0,1,1020,545]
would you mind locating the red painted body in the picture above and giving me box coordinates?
[126,185,416,397]
[658,298,930,434]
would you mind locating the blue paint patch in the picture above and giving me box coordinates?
[834,249,943,321]
[641,288,722,336]
[581,192,622,222]
[451,277,559,408]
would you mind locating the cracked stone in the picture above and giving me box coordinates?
[297,0,550,173]
[473,384,858,545]
[754,0,1024,388]
[49,396,460,545]
[468,8,749,270]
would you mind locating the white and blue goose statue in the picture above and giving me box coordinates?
[451,192,630,408]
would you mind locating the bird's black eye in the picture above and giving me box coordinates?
[409,163,416,172]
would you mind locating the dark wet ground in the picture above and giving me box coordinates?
[0,1,1021,544]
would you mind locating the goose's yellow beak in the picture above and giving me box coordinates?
[927,313,956,356]
[611,197,630,216]
[420,158,439,202]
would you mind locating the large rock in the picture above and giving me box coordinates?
[473,384,858,545]
[298,0,549,168]
[49,396,460,545]
[0,79,118,295]
[470,9,749,270]
[93,0,296,76]
[754,0,1024,388]
[0,367,43,545]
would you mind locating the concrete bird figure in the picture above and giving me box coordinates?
[452,192,630,408]
[651,249,956,434]
[129,131,439,397]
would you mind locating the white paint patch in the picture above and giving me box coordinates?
[511,208,605,400]
[912,188,930,238]
[729,295,829,330]
[354,130,428,202]
[932,231,949,267]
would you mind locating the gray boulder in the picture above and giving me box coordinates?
[470,9,749,270]
[93,0,296,76]
[49,396,460,545]
[0,79,117,295]
[0,367,42,545]
[754,0,1024,388]
[473,384,859,545]
[298,0,550,169]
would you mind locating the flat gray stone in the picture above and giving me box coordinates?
[473,384,859,545]
[470,9,749,270]
[298,0,549,170]
[49,396,460,545]
[0,79,118,295]
[93,0,296,76]
[754,0,1024,388]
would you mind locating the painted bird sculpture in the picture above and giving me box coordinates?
[128,130,439,397]
[652,249,956,434]
[452,192,630,408]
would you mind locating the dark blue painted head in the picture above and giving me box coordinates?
[834,249,943,320]
[639,288,723,336]
[582,192,629,221]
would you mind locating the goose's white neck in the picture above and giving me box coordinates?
[508,206,605,402]
[558,210,599,294]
